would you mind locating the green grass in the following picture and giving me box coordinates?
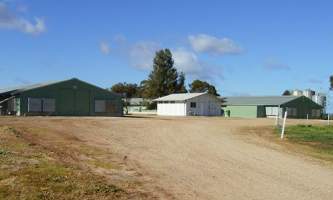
[283,125,333,161]
[285,125,333,144]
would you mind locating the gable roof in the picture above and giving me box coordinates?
[0,78,119,97]
[0,80,62,95]
[222,96,300,106]
[153,93,208,102]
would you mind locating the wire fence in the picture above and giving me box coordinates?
[275,112,332,140]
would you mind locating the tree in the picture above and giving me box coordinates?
[176,72,187,93]
[142,49,187,98]
[111,82,139,98]
[330,75,333,90]
[282,90,291,96]
[111,82,139,114]
[138,80,149,98]
[189,80,219,96]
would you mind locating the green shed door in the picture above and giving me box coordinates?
[75,90,90,115]
[58,89,75,115]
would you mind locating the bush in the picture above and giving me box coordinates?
[321,114,333,120]
[297,124,312,128]
[146,102,157,110]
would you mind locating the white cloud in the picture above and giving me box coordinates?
[172,48,203,74]
[99,41,111,55]
[128,41,160,70]
[172,48,224,81]
[188,34,243,55]
[107,35,225,82]
[263,58,291,71]
[0,2,46,35]
[104,36,159,70]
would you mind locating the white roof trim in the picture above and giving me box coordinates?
[153,92,208,102]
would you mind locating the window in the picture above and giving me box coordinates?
[8,98,16,112]
[311,109,321,117]
[95,100,106,112]
[106,101,117,113]
[286,107,297,116]
[43,98,55,112]
[190,102,196,108]
[265,107,278,116]
[28,98,42,112]
[28,98,55,113]
[95,100,118,113]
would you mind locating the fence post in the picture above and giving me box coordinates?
[281,111,288,139]
[328,114,330,126]
[275,112,279,126]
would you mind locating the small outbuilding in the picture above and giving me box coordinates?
[154,92,221,116]
[222,96,323,119]
[0,78,123,116]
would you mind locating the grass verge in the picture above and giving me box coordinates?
[282,125,333,161]
[241,124,333,164]
[0,126,128,200]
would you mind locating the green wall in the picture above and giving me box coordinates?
[223,96,322,119]
[17,78,123,116]
[257,106,267,118]
[224,105,258,118]
[282,96,322,119]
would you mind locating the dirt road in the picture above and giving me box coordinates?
[1,116,333,199]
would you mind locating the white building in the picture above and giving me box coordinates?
[153,93,221,116]
[292,89,303,96]
[289,89,326,109]
[312,93,327,110]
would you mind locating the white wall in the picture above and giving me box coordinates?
[157,102,186,116]
[265,106,284,118]
[156,94,221,116]
[186,94,221,116]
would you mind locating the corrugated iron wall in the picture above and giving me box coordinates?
[17,79,122,116]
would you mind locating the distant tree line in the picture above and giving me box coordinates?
[110,48,219,101]
[330,75,333,90]
[282,90,291,96]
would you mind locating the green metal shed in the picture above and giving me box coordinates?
[222,96,323,119]
[0,78,123,116]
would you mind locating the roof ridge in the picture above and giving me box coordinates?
[153,92,208,101]
[222,95,301,106]
[224,95,298,97]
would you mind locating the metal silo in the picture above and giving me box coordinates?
[303,89,315,99]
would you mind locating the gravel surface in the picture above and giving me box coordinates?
[1,116,332,200]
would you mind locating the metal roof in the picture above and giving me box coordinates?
[0,86,21,94]
[0,78,121,98]
[153,92,208,102]
[0,80,64,95]
[222,96,299,106]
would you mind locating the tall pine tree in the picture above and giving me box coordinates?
[176,72,187,93]
[143,49,187,98]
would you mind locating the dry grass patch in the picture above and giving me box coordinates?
[0,126,151,200]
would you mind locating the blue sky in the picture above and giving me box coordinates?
[0,0,332,101]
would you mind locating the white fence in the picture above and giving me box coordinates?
[276,112,332,140]
[276,111,288,139]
